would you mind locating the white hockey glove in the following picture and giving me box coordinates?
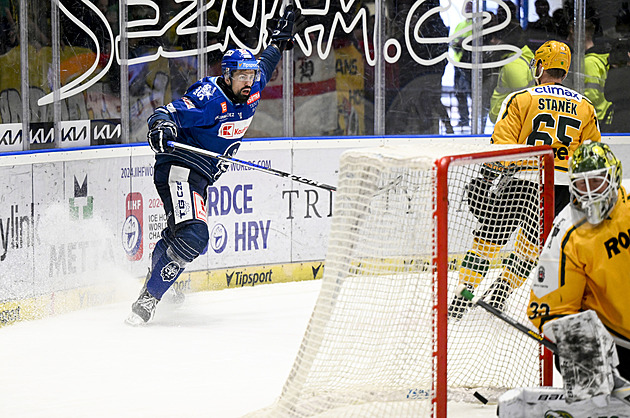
[148,120,177,154]
[543,310,618,404]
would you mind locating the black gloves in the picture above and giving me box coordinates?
[270,5,308,51]
[147,119,177,153]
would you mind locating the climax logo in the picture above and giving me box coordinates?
[247,91,260,105]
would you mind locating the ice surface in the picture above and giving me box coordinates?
[0,280,501,417]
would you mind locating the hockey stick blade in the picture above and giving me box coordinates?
[167,141,337,192]
[456,284,630,405]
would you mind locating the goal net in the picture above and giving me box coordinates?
[256,143,554,417]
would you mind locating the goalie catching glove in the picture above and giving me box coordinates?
[148,119,177,154]
[270,5,308,51]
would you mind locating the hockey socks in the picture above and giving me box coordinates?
[448,238,502,320]
[145,246,188,300]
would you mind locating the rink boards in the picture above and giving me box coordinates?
[0,135,629,326]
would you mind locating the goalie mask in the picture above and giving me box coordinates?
[530,40,571,81]
[569,142,622,225]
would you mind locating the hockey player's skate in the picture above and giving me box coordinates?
[482,278,512,312]
[448,283,474,321]
[125,288,160,326]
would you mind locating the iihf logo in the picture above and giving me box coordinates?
[122,215,142,257]
[123,193,143,261]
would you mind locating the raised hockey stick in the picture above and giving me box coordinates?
[167,141,337,192]
[456,284,630,404]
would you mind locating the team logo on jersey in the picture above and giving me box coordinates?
[161,261,181,282]
[221,102,227,113]
[182,97,195,109]
[246,91,260,105]
[193,84,216,101]
[537,266,545,283]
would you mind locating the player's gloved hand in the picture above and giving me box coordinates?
[148,120,177,154]
[270,5,308,51]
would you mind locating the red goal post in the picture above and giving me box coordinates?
[433,144,555,416]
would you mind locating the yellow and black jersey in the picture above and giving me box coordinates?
[492,82,601,185]
[528,186,630,342]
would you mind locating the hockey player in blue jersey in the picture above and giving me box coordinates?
[126,6,306,325]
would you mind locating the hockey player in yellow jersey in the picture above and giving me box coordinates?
[492,39,601,212]
[448,40,602,320]
[528,142,630,380]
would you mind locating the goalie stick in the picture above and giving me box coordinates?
[456,284,630,405]
[167,141,337,192]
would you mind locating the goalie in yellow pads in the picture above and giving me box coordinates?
[449,40,601,320]
[498,143,630,416]
[529,142,630,380]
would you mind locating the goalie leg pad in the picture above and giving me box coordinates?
[543,310,619,403]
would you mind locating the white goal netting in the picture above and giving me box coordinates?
[253,143,554,417]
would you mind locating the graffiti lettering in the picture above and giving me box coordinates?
[35,0,522,106]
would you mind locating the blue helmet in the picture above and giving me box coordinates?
[221,48,259,79]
